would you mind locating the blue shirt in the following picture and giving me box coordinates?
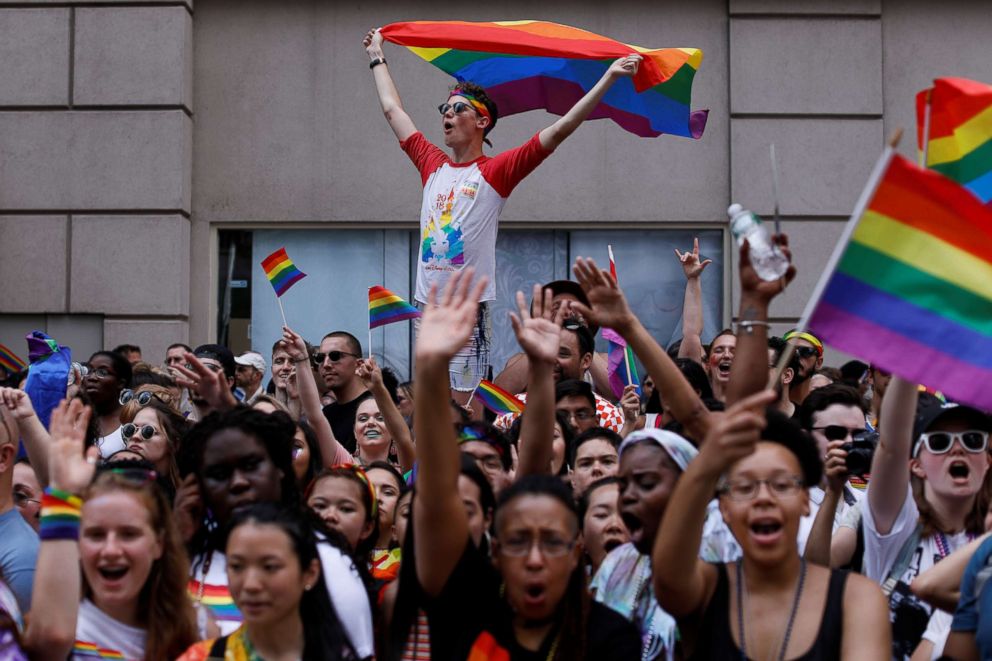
[951,535,992,659]
[0,507,39,612]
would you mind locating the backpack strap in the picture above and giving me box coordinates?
[881,523,923,597]
[207,635,228,660]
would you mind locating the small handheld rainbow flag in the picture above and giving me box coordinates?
[261,248,307,297]
[606,246,640,398]
[369,286,421,329]
[474,379,526,416]
[0,343,26,375]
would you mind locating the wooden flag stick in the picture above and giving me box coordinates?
[277,297,288,329]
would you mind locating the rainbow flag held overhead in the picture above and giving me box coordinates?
[474,379,526,416]
[380,20,707,139]
[807,152,992,410]
[0,343,26,375]
[917,78,992,207]
[261,248,307,297]
[369,286,421,329]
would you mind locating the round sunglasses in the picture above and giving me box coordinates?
[122,423,158,442]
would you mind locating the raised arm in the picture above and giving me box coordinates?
[363,28,417,142]
[675,238,712,364]
[724,235,795,406]
[571,257,712,442]
[653,390,775,617]
[538,55,641,151]
[173,353,239,414]
[803,440,848,567]
[24,399,99,661]
[868,375,918,535]
[413,269,489,597]
[0,387,53,486]
[511,285,564,477]
[280,327,352,466]
[357,357,415,472]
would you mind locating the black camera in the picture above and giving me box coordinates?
[843,431,878,477]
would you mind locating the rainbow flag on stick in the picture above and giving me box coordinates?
[805,146,992,411]
[380,20,707,139]
[917,78,992,207]
[604,246,640,399]
[474,379,526,416]
[369,287,421,329]
[261,248,306,297]
[0,343,26,375]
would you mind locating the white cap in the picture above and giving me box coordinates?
[234,351,267,373]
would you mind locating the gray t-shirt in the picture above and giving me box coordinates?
[0,507,39,611]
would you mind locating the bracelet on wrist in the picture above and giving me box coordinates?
[369,57,387,69]
[292,356,310,363]
[40,487,83,541]
[736,320,771,335]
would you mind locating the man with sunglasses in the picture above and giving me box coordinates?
[783,329,824,406]
[363,28,641,403]
[318,331,368,454]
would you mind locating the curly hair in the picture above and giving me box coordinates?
[448,80,499,137]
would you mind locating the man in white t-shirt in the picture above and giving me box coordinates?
[363,27,641,402]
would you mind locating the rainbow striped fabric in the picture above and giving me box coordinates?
[369,286,421,329]
[380,20,707,139]
[260,247,306,297]
[72,641,125,659]
[0,342,25,374]
[808,153,992,410]
[474,379,525,415]
[187,579,241,625]
[917,78,992,207]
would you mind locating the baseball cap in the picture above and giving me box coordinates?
[912,393,992,456]
[235,351,267,373]
[619,428,698,472]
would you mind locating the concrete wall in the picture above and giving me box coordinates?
[3,0,992,366]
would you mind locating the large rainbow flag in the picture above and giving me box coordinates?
[380,20,706,139]
[806,152,992,410]
[917,78,992,207]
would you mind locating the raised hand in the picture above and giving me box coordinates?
[823,440,849,494]
[48,398,98,494]
[696,389,776,477]
[173,352,237,412]
[363,27,383,54]
[675,237,712,280]
[173,474,204,544]
[279,326,310,364]
[571,257,636,334]
[509,284,564,366]
[739,235,796,302]
[620,384,641,423]
[356,357,385,391]
[608,54,642,79]
[415,268,489,363]
[0,387,36,421]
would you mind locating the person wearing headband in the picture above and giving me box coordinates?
[362,27,642,406]
[783,329,824,406]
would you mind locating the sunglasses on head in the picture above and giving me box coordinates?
[105,466,159,484]
[122,423,157,442]
[314,350,359,364]
[437,101,476,116]
[119,389,166,407]
[813,425,870,442]
[914,430,989,456]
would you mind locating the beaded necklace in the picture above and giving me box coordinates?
[736,559,807,661]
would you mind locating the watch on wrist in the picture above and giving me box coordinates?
[369,57,387,69]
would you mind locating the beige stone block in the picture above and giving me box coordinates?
[74,6,192,108]
[103,319,189,366]
[0,110,191,211]
[730,0,880,14]
[731,118,883,217]
[730,17,882,115]
[18,0,191,8]
[70,215,189,315]
[0,216,68,312]
[0,8,69,105]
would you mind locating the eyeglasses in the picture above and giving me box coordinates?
[13,490,39,508]
[119,389,167,407]
[914,430,989,456]
[498,533,577,558]
[794,346,820,359]
[812,425,870,442]
[314,350,359,364]
[86,367,114,379]
[718,475,804,501]
[563,409,595,422]
[465,452,503,473]
[122,423,158,442]
[437,101,476,116]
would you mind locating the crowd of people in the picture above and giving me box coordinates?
[0,27,988,661]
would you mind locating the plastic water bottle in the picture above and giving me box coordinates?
[727,203,790,281]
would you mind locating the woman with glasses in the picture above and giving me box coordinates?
[862,380,992,659]
[407,270,639,660]
[653,394,890,659]
[118,395,188,492]
[81,351,132,457]
[24,398,200,660]
[181,406,375,658]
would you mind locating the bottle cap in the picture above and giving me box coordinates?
[727,203,743,217]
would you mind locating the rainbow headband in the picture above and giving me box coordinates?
[449,89,492,123]
[783,330,823,356]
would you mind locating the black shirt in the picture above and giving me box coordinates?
[423,539,640,660]
[322,392,369,454]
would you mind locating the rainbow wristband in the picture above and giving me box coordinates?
[40,488,83,541]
